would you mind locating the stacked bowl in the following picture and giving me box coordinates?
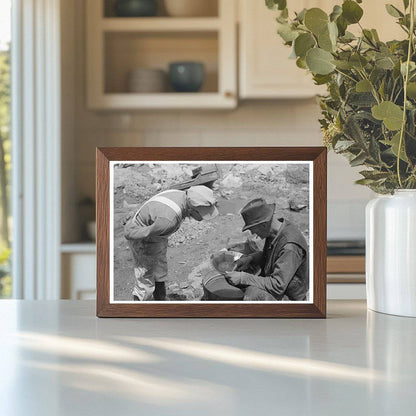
[127,68,167,93]
[164,0,217,17]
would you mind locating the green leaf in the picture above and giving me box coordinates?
[296,57,307,69]
[280,8,289,19]
[339,31,356,42]
[369,137,381,162]
[334,139,356,152]
[318,32,333,52]
[403,0,410,9]
[360,170,391,180]
[330,5,343,22]
[318,22,338,52]
[379,78,386,100]
[350,152,368,167]
[355,178,377,185]
[277,23,299,42]
[306,48,335,75]
[304,8,329,35]
[313,74,332,85]
[294,33,315,57]
[407,82,416,99]
[362,29,375,44]
[344,114,368,147]
[372,101,404,130]
[328,21,338,45]
[333,59,353,70]
[349,92,377,107]
[375,56,395,70]
[371,29,380,42]
[382,132,409,162]
[266,0,287,11]
[295,8,307,22]
[385,4,404,18]
[342,0,363,24]
[356,79,372,92]
[336,15,348,36]
[276,8,289,23]
[401,61,416,76]
[350,53,368,69]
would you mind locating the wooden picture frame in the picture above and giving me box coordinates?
[97,147,327,318]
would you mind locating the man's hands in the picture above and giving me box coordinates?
[234,255,253,271]
[224,271,253,287]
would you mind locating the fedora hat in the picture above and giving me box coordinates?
[240,198,275,231]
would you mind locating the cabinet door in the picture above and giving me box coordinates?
[239,0,403,99]
[239,0,321,99]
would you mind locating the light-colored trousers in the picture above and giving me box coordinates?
[128,236,168,301]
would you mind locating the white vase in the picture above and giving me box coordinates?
[366,190,416,317]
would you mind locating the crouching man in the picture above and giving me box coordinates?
[124,186,218,301]
[225,198,309,301]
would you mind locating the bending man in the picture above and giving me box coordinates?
[225,198,309,301]
[124,186,218,301]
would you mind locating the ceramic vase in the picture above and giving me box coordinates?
[366,190,416,317]
[114,0,158,17]
[168,62,205,92]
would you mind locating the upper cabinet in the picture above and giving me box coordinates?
[86,0,237,109]
[239,0,322,99]
[86,0,405,109]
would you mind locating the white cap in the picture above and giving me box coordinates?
[187,186,218,220]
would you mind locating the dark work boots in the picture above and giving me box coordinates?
[153,282,166,301]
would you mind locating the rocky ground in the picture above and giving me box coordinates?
[113,163,310,301]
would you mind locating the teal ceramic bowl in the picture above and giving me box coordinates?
[169,62,205,92]
[114,0,158,17]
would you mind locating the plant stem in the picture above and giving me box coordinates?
[397,0,415,188]
[334,68,357,83]
[358,69,380,104]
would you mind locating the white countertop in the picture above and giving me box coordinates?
[0,300,415,415]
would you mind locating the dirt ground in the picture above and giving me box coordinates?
[113,163,310,301]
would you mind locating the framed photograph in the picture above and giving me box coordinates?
[97,147,327,318]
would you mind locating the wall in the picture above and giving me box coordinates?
[61,0,374,243]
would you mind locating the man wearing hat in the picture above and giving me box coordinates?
[225,198,308,301]
[124,185,218,301]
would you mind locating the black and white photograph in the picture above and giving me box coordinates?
[110,161,313,303]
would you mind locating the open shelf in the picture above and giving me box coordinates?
[103,0,219,18]
[104,31,218,94]
[90,92,235,109]
[101,17,221,32]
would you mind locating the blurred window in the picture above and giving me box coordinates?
[0,0,11,298]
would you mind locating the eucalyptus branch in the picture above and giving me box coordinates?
[397,0,415,188]
[267,0,416,193]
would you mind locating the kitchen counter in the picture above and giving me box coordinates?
[0,300,415,415]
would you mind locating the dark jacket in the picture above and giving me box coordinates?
[248,219,309,300]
